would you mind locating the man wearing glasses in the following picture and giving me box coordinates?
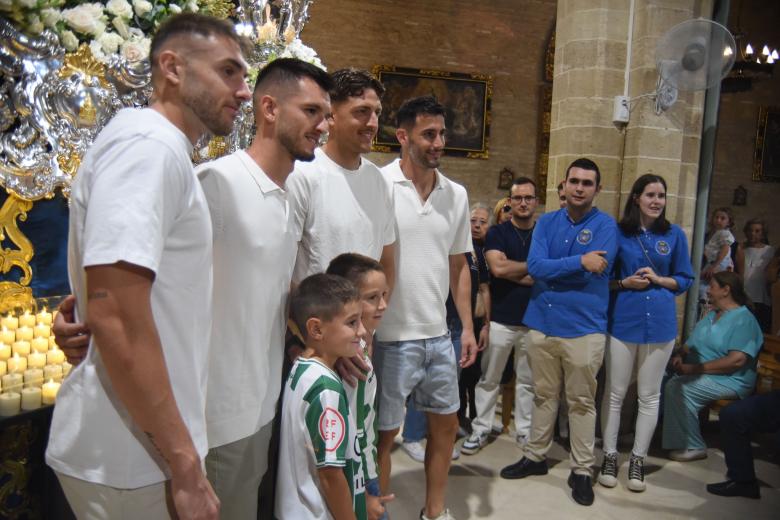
[462,177,538,455]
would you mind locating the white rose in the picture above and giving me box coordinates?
[128,27,145,40]
[106,0,132,19]
[27,14,44,34]
[18,0,37,8]
[169,4,181,14]
[63,3,106,36]
[89,40,108,63]
[133,0,153,17]
[60,30,79,51]
[98,31,124,54]
[121,37,151,62]
[112,16,129,38]
[185,1,198,13]
[40,8,62,28]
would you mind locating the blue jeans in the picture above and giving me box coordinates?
[402,325,463,442]
[365,478,389,520]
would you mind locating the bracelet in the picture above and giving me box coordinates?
[617,279,624,289]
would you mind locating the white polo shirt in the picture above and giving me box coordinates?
[376,158,471,342]
[196,150,299,448]
[46,108,213,488]
[287,147,395,283]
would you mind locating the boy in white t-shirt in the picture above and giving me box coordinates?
[327,253,396,520]
[276,274,368,520]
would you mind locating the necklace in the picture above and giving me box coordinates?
[511,223,533,248]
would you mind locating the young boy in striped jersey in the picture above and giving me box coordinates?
[327,253,396,520]
[276,274,367,520]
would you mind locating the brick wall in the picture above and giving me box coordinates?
[300,0,558,209]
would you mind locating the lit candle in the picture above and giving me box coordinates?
[0,327,15,345]
[47,347,65,365]
[41,379,60,405]
[7,353,27,373]
[33,324,50,339]
[0,360,6,377]
[36,308,53,326]
[21,387,42,410]
[15,326,33,341]
[62,361,72,378]
[44,364,63,383]
[2,372,22,393]
[1,314,18,331]
[0,342,9,361]
[23,368,43,388]
[0,391,21,416]
[31,337,48,353]
[27,351,46,369]
[18,311,35,328]
[12,341,30,357]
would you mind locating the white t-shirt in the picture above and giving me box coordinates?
[276,357,365,520]
[376,159,471,342]
[196,150,298,448]
[46,108,212,488]
[743,245,776,304]
[344,340,378,481]
[287,148,395,283]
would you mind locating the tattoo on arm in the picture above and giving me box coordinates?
[88,290,109,300]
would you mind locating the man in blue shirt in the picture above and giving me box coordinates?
[500,158,617,507]
[462,177,537,455]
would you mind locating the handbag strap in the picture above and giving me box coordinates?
[636,234,660,273]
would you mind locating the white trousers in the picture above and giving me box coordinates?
[471,322,534,437]
[600,335,675,457]
[57,472,171,519]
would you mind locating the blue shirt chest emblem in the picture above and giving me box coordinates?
[577,229,593,245]
[655,240,670,255]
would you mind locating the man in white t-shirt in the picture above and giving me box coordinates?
[45,14,251,520]
[195,59,332,519]
[374,96,478,520]
[287,68,396,291]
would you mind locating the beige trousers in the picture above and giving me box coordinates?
[57,472,172,519]
[524,330,606,476]
[205,420,274,520]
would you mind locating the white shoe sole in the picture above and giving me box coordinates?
[598,474,617,488]
[627,479,646,492]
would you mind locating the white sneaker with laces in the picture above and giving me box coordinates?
[451,444,461,460]
[420,508,456,520]
[461,431,488,455]
[402,440,426,463]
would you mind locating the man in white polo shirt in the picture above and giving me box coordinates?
[375,96,478,520]
[45,14,250,519]
[196,59,332,518]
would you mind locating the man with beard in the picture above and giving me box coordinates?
[196,58,332,519]
[45,14,251,519]
[375,96,478,520]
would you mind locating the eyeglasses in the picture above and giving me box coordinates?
[510,195,537,203]
[502,205,511,213]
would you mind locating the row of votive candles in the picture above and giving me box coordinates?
[0,308,69,416]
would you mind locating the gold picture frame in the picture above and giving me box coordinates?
[753,106,780,182]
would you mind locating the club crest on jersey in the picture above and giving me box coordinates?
[319,407,346,452]
[577,229,593,245]
[655,240,670,255]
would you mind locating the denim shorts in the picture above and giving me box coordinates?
[374,334,460,430]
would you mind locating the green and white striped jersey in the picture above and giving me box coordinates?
[345,339,378,482]
[275,357,366,520]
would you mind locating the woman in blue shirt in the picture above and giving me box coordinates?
[599,174,694,492]
[662,271,762,461]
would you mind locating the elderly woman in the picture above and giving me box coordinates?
[662,271,763,461]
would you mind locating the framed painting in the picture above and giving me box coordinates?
[753,106,780,182]
[371,65,493,159]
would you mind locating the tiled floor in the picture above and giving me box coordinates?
[383,429,779,519]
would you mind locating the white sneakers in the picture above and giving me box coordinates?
[461,431,488,455]
[402,440,460,462]
[420,508,456,520]
[669,448,707,462]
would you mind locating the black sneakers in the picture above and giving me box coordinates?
[499,457,548,479]
[627,453,646,492]
[597,452,618,488]
[567,471,595,506]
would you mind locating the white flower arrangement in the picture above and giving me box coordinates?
[0,0,202,63]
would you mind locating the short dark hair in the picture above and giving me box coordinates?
[150,13,241,72]
[556,182,564,193]
[711,207,735,229]
[742,218,769,245]
[254,58,333,100]
[326,253,384,288]
[565,157,601,187]
[712,271,751,308]
[330,68,385,103]
[511,176,537,195]
[618,174,671,235]
[290,274,360,340]
[396,96,446,129]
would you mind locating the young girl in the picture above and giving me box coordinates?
[700,207,736,302]
[736,218,775,331]
[327,253,394,520]
[600,174,694,492]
